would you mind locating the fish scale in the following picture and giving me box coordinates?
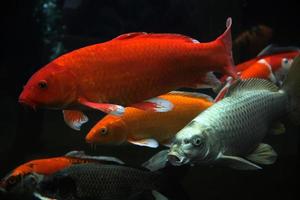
[195,90,287,156]
[39,164,161,200]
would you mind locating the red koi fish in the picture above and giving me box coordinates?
[0,151,123,191]
[19,18,235,130]
[216,45,300,102]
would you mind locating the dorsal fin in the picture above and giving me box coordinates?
[65,150,85,157]
[113,32,199,43]
[257,44,300,58]
[225,79,279,98]
[113,32,147,40]
[167,91,213,102]
[64,151,124,164]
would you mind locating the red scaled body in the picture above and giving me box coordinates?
[19,18,235,130]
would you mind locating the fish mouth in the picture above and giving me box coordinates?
[18,98,37,110]
[0,181,7,192]
[0,185,6,194]
[167,151,189,166]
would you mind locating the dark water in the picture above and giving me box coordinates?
[0,0,299,199]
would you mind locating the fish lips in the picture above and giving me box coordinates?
[0,185,7,194]
[18,97,37,110]
[167,151,189,166]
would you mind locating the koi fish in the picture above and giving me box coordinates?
[238,45,300,84]
[19,18,235,131]
[215,45,300,102]
[34,163,170,200]
[0,151,123,192]
[165,55,300,170]
[85,91,213,148]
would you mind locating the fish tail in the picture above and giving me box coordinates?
[216,17,237,78]
[281,55,300,125]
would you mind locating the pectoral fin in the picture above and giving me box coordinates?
[152,190,168,200]
[142,150,169,171]
[269,122,285,135]
[214,76,233,102]
[192,72,221,89]
[246,143,277,165]
[63,110,88,131]
[130,97,173,112]
[218,153,262,170]
[128,138,159,148]
[65,150,124,164]
[202,72,222,89]
[33,192,57,200]
[78,97,125,116]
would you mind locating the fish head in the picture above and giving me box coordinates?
[269,52,299,84]
[37,172,76,199]
[86,115,127,145]
[19,63,77,110]
[168,121,210,166]
[1,171,44,194]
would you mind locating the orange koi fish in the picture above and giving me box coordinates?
[216,45,300,102]
[0,151,123,191]
[85,92,213,148]
[19,18,235,131]
[237,45,300,84]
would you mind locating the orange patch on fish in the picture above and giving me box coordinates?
[85,92,213,148]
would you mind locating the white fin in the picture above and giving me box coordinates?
[198,72,221,89]
[78,98,125,116]
[131,98,173,112]
[163,143,172,148]
[142,150,169,171]
[65,150,124,164]
[214,76,233,102]
[257,44,300,58]
[33,192,57,200]
[152,190,169,200]
[128,138,159,148]
[269,122,285,135]
[246,143,277,165]
[218,153,262,170]
[0,187,6,193]
[63,110,88,131]
[168,91,213,102]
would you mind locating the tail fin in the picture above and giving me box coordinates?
[217,17,236,78]
[281,55,300,125]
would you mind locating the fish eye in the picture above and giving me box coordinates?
[192,136,203,146]
[38,80,48,89]
[100,127,108,135]
[7,176,17,185]
[282,58,289,64]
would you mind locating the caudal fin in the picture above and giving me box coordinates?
[281,55,300,125]
[216,17,236,78]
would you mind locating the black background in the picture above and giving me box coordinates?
[0,0,299,199]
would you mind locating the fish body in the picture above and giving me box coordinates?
[167,55,300,170]
[19,18,234,130]
[224,45,300,84]
[36,163,168,200]
[85,92,213,148]
[215,46,299,102]
[0,151,123,192]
